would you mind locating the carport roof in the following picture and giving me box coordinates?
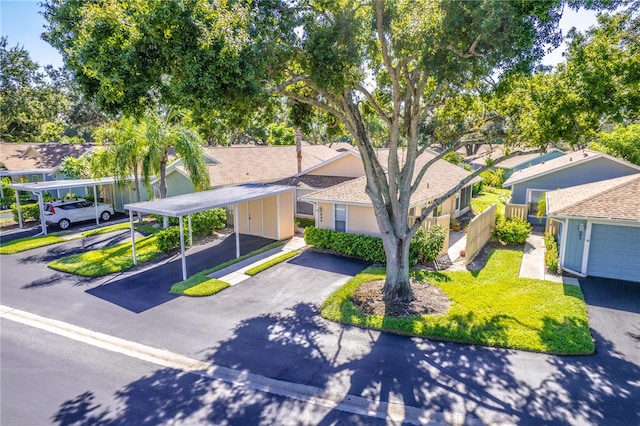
[8,177,118,192]
[124,183,296,217]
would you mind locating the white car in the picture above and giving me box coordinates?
[44,198,114,230]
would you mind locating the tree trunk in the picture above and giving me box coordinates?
[381,232,414,302]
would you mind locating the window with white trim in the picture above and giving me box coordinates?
[335,204,347,232]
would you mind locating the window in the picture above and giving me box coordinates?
[460,186,472,210]
[296,201,314,216]
[335,204,347,232]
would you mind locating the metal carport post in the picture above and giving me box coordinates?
[124,183,295,282]
[8,178,117,235]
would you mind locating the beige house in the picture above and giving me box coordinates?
[301,151,479,236]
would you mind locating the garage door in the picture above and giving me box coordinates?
[587,224,640,282]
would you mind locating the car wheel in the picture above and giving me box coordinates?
[101,211,111,221]
[58,219,71,230]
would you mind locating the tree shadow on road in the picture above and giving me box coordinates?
[49,304,640,425]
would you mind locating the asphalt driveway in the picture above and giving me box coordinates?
[1,230,639,424]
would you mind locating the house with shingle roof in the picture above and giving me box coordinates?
[0,142,95,181]
[502,150,640,221]
[465,146,565,177]
[546,174,640,282]
[301,151,480,237]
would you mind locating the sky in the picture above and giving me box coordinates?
[1,0,601,70]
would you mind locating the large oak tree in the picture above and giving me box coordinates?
[44,0,618,301]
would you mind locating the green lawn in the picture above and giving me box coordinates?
[48,234,161,277]
[170,241,284,296]
[0,235,68,254]
[245,250,300,276]
[471,187,511,216]
[321,249,594,355]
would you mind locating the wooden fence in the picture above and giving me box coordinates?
[545,218,560,236]
[465,203,497,263]
[504,198,528,221]
[408,213,450,255]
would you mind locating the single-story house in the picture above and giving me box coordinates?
[465,146,565,178]
[0,142,95,197]
[301,151,479,236]
[503,150,640,220]
[546,174,640,282]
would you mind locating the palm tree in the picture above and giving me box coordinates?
[95,116,147,203]
[141,108,210,200]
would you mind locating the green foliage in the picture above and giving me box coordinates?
[471,188,510,216]
[304,227,386,263]
[443,151,461,165]
[320,250,594,355]
[156,226,190,252]
[0,235,67,255]
[170,241,284,296]
[493,216,532,245]
[589,124,640,166]
[11,202,40,223]
[294,217,315,229]
[480,168,505,188]
[48,234,160,277]
[544,232,561,273]
[410,226,446,265]
[537,195,547,221]
[305,226,445,266]
[245,250,300,276]
[190,209,227,236]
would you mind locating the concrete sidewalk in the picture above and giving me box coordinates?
[209,236,306,285]
[519,231,579,285]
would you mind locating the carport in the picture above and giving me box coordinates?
[124,183,296,281]
[8,178,118,235]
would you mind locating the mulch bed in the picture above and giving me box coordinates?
[351,278,451,318]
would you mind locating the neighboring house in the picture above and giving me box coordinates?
[546,175,640,282]
[301,151,479,236]
[0,142,95,199]
[465,146,565,178]
[503,150,640,221]
[160,144,346,211]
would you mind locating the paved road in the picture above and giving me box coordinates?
[1,230,639,425]
[1,319,388,426]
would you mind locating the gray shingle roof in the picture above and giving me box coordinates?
[503,150,640,187]
[546,174,640,221]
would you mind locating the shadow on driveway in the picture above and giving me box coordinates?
[85,234,275,313]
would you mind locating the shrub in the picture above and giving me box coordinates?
[410,225,446,265]
[150,208,226,236]
[305,225,446,265]
[11,202,40,223]
[480,168,505,188]
[156,226,190,252]
[493,216,532,245]
[191,208,226,236]
[304,227,386,263]
[295,217,315,228]
[544,232,561,273]
[443,151,461,165]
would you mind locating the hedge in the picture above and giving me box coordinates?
[493,216,532,245]
[304,226,446,266]
[544,232,561,273]
[156,226,190,252]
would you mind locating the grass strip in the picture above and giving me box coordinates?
[48,234,160,277]
[170,240,284,296]
[321,249,594,355]
[471,187,511,216]
[80,223,160,237]
[245,250,300,276]
[0,235,67,254]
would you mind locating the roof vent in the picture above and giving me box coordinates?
[583,152,588,157]
[569,157,572,161]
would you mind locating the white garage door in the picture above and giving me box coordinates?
[587,224,640,282]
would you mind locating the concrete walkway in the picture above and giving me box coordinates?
[519,231,579,285]
[209,236,307,285]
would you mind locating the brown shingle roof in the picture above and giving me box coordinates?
[201,145,340,187]
[546,174,640,221]
[303,151,479,206]
[271,175,356,189]
[503,150,640,187]
[0,142,95,172]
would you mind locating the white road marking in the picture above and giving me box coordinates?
[0,305,478,426]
